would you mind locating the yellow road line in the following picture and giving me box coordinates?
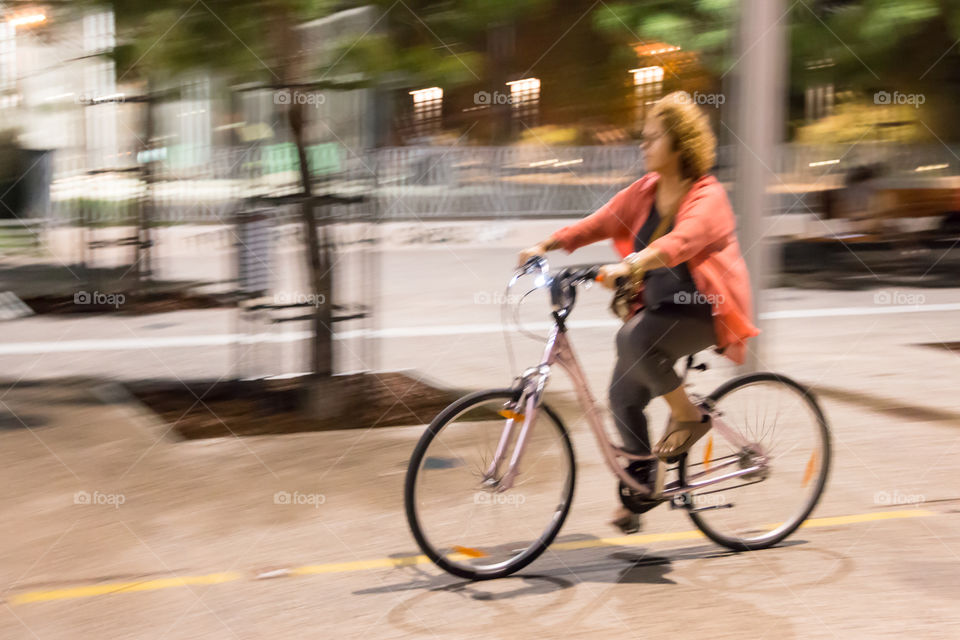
[5,508,937,606]
[798,509,933,528]
[553,508,937,552]
[9,572,242,606]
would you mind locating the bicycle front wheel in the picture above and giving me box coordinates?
[681,373,831,551]
[404,388,575,580]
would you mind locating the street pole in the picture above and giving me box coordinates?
[733,0,787,372]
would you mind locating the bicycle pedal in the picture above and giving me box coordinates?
[618,482,663,515]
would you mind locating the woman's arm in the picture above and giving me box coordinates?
[516,235,563,266]
[550,176,651,253]
[624,245,670,272]
[517,177,649,266]
[597,244,669,290]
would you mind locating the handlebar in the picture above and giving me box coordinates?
[515,256,602,285]
[512,256,607,326]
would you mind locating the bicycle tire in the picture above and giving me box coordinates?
[682,372,831,552]
[404,388,575,580]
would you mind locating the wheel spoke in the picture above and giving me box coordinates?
[684,375,830,551]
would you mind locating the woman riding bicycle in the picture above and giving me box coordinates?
[517,91,760,533]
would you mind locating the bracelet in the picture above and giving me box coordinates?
[627,259,645,282]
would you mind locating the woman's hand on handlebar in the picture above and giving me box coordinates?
[516,237,562,268]
[597,262,632,290]
[517,244,546,268]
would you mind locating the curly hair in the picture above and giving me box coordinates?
[649,91,717,181]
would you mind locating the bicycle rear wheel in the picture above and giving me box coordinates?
[681,372,831,551]
[404,388,575,580]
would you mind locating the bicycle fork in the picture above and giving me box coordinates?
[481,329,560,491]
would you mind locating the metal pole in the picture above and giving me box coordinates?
[733,0,787,372]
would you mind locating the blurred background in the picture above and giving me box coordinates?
[2,2,960,636]
[0,0,957,383]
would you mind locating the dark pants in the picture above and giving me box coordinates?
[609,304,717,455]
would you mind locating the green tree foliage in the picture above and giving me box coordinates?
[594,0,949,91]
[595,0,960,138]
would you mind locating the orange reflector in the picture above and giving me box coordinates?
[802,452,817,488]
[703,436,713,472]
[452,546,487,558]
[498,410,524,422]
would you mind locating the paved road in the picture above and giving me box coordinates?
[1,375,958,639]
[0,242,959,638]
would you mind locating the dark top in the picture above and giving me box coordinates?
[635,202,704,310]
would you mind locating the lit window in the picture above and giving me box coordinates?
[409,87,443,136]
[630,66,664,124]
[507,78,540,127]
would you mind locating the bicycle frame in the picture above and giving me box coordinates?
[487,322,768,499]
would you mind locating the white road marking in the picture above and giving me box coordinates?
[760,302,960,319]
[0,302,957,356]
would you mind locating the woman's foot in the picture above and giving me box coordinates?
[610,506,641,534]
[625,459,663,496]
[609,459,663,534]
[654,412,712,461]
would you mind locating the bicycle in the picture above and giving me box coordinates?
[404,257,831,580]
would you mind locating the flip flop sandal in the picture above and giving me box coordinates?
[654,415,712,461]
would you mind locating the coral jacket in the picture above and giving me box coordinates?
[551,173,760,365]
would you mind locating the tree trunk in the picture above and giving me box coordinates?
[289,100,334,379]
[272,6,335,382]
[270,9,350,421]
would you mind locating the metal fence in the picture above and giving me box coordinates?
[37,142,960,226]
[372,145,645,219]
